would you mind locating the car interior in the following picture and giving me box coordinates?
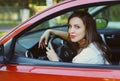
[10,3,120,66]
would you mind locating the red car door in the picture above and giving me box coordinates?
[0,64,120,81]
[0,0,120,81]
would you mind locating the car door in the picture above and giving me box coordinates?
[0,0,120,81]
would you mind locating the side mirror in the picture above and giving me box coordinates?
[95,18,108,28]
[0,44,4,55]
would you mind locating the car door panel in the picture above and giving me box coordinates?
[0,64,118,81]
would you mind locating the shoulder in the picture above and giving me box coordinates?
[81,43,101,56]
[72,43,105,64]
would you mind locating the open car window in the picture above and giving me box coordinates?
[12,4,120,66]
[95,4,120,29]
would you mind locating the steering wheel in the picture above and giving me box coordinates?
[47,35,77,62]
[37,35,77,62]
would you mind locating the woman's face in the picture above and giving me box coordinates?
[68,17,86,43]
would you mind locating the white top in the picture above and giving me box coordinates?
[72,43,109,64]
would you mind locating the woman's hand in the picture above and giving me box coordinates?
[39,30,51,49]
[39,29,68,49]
[46,42,59,61]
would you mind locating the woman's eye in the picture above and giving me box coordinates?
[75,26,80,29]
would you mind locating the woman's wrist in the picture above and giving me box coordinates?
[49,29,55,35]
[54,58,62,62]
[46,29,54,35]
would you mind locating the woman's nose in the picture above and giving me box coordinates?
[70,27,75,33]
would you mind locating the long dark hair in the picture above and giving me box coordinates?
[67,11,112,64]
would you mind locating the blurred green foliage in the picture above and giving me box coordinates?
[96,4,120,21]
[0,0,45,7]
[0,32,6,37]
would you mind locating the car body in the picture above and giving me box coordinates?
[0,0,120,81]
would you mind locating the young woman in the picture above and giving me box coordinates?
[39,11,112,64]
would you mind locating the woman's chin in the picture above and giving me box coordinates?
[71,39,78,42]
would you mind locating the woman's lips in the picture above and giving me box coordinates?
[70,35,76,39]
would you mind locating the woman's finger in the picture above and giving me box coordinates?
[41,43,46,49]
[38,38,43,48]
[46,47,50,51]
[48,42,54,50]
[38,37,46,49]
[45,38,48,45]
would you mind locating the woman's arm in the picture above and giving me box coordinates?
[39,29,69,48]
[49,29,69,41]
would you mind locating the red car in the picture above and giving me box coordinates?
[0,0,120,81]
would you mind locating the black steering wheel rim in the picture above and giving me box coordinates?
[39,35,77,62]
